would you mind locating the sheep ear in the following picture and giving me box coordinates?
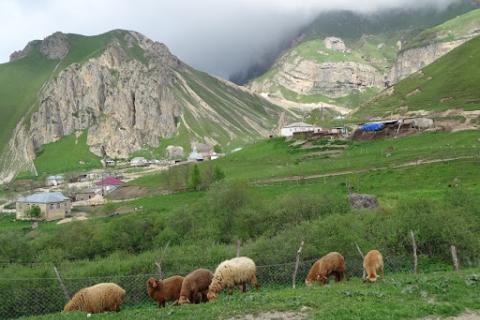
[148,278,157,288]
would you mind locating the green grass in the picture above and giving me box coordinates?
[405,9,480,50]
[21,269,480,320]
[0,50,58,154]
[355,36,480,120]
[132,130,480,189]
[34,132,101,176]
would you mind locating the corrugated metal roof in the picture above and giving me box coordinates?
[18,192,69,204]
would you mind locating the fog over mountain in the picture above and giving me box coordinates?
[0,0,465,80]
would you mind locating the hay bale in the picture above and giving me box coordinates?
[349,193,379,210]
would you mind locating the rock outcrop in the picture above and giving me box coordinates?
[0,30,283,182]
[389,39,469,82]
[10,32,70,61]
[324,37,346,52]
[251,58,384,99]
[29,35,181,158]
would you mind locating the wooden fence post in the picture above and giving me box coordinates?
[450,245,460,272]
[53,266,70,303]
[155,262,163,279]
[236,239,242,257]
[292,240,305,289]
[410,231,418,274]
[355,243,366,279]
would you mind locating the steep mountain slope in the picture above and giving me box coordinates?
[390,9,480,82]
[248,3,480,119]
[0,30,285,182]
[354,35,480,121]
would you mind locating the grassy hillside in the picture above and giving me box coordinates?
[405,8,480,50]
[355,35,480,120]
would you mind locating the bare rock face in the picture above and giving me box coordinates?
[324,37,346,52]
[389,39,468,82]
[259,58,384,99]
[29,34,181,158]
[9,32,69,61]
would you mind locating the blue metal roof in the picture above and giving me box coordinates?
[18,192,69,204]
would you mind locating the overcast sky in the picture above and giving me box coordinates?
[0,0,459,78]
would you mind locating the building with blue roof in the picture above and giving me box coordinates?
[16,192,71,221]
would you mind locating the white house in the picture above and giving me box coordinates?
[46,175,65,186]
[188,147,204,162]
[280,122,322,137]
[130,157,148,167]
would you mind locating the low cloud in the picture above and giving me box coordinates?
[0,0,463,79]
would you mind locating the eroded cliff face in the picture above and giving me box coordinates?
[250,54,385,99]
[389,39,469,82]
[30,35,182,158]
[0,30,282,182]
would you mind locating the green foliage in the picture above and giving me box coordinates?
[213,144,222,153]
[26,205,41,219]
[190,165,201,191]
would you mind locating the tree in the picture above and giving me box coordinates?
[27,205,42,220]
[213,145,222,153]
[213,166,225,182]
[190,164,201,191]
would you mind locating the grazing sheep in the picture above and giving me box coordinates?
[64,283,126,314]
[147,276,184,307]
[207,257,259,301]
[363,250,384,283]
[178,268,213,304]
[305,252,345,286]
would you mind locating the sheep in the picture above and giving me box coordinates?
[177,268,213,304]
[64,283,126,314]
[147,275,184,307]
[363,250,384,283]
[305,252,345,286]
[207,256,259,301]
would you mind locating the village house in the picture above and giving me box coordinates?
[16,192,71,221]
[74,189,97,202]
[280,122,323,137]
[130,157,148,167]
[45,175,65,186]
[96,176,124,194]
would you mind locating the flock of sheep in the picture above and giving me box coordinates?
[63,250,384,314]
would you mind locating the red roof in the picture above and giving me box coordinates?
[96,177,124,186]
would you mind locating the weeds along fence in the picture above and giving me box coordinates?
[0,251,455,320]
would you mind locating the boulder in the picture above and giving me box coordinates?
[324,37,346,52]
[349,193,379,210]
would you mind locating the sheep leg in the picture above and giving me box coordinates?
[380,266,385,280]
[251,274,260,291]
[239,283,246,293]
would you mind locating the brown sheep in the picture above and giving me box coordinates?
[363,250,384,283]
[305,252,345,286]
[64,283,125,314]
[177,268,213,304]
[147,276,184,307]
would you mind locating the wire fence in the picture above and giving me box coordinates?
[0,253,425,320]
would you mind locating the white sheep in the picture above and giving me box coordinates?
[207,257,259,300]
[63,282,126,314]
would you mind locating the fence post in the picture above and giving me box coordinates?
[450,245,460,272]
[292,240,305,289]
[355,243,366,279]
[236,239,241,257]
[53,266,70,302]
[155,262,163,279]
[410,231,418,274]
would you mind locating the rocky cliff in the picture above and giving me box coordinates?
[0,30,284,182]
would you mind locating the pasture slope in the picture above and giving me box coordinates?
[21,269,480,320]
